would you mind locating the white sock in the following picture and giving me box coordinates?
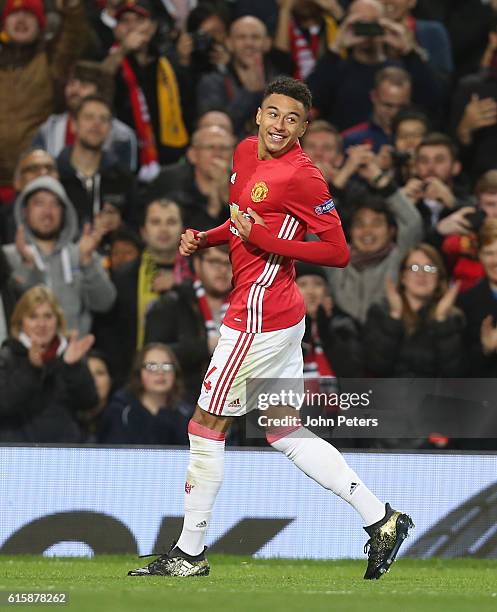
[176,420,225,556]
[268,427,385,526]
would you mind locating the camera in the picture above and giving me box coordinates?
[464,208,487,232]
[353,21,385,37]
[391,150,412,167]
[191,31,215,54]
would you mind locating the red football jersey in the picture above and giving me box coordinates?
[223,136,342,333]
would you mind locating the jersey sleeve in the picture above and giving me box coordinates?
[284,164,342,234]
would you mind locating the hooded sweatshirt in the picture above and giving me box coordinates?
[2,176,116,333]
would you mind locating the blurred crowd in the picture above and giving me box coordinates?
[1,0,497,449]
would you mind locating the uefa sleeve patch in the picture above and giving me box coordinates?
[314,198,335,216]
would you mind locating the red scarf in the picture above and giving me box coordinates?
[289,19,321,80]
[120,55,160,180]
[304,320,335,377]
[193,277,229,337]
[65,115,75,146]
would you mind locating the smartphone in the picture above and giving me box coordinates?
[353,21,385,37]
[464,208,486,231]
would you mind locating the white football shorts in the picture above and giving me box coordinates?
[198,317,305,417]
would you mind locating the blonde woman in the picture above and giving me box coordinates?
[0,286,97,442]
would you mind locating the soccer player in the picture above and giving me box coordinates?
[128,77,414,580]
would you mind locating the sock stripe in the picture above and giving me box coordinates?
[188,419,226,441]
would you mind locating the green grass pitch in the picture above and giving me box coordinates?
[1,556,496,612]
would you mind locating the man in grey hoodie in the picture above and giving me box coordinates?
[3,176,116,333]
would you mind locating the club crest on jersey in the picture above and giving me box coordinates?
[314,198,335,216]
[251,181,268,203]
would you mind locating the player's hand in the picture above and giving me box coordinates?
[179,229,207,256]
[233,207,266,242]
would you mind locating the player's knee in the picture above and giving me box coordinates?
[191,405,231,434]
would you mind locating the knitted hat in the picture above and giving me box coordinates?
[295,262,328,282]
[2,0,46,30]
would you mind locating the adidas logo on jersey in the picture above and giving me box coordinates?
[228,398,241,408]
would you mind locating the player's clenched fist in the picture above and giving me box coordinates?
[179,229,207,256]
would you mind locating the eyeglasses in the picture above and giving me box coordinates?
[142,362,175,373]
[405,263,438,274]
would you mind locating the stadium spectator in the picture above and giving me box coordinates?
[175,2,230,80]
[105,226,143,271]
[413,0,492,79]
[378,0,453,76]
[32,60,138,172]
[404,133,473,234]
[141,125,234,230]
[0,285,97,442]
[0,250,21,347]
[196,109,234,134]
[436,170,497,293]
[3,176,116,333]
[56,95,138,231]
[364,243,464,377]
[389,107,429,184]
[296,262,363,378]
[196,15,292,136]
[342,67,411,153]
[1,149,59,244]
[450,24,497,183]
[301,120,344,188]
[327,162,423,324]
[93,198,190,385]
[88,0,126,59]
[102,0,192,179]
[145,245,232,404]
[458,219,497,377]
[274,0,345,80]
[99,342,190,444]
[0,0,88,194]
[79,349,114,441]
[306,0,444,131]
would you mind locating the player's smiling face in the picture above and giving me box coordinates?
[256,94,308,160]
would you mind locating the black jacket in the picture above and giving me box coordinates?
[92,258,140,386]
[302,306,364,378]
[364,301,465,377]
[98,388,190,445]
[457,278,497,377]
[0,339,98,442]
[57,147,139,231]
[144,281,211,403]
[139,161,229,230]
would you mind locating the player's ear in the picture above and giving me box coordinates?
[299,121,308,138]
[255,107,262,126]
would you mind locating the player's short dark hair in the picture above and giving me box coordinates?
[263,77,312,113]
